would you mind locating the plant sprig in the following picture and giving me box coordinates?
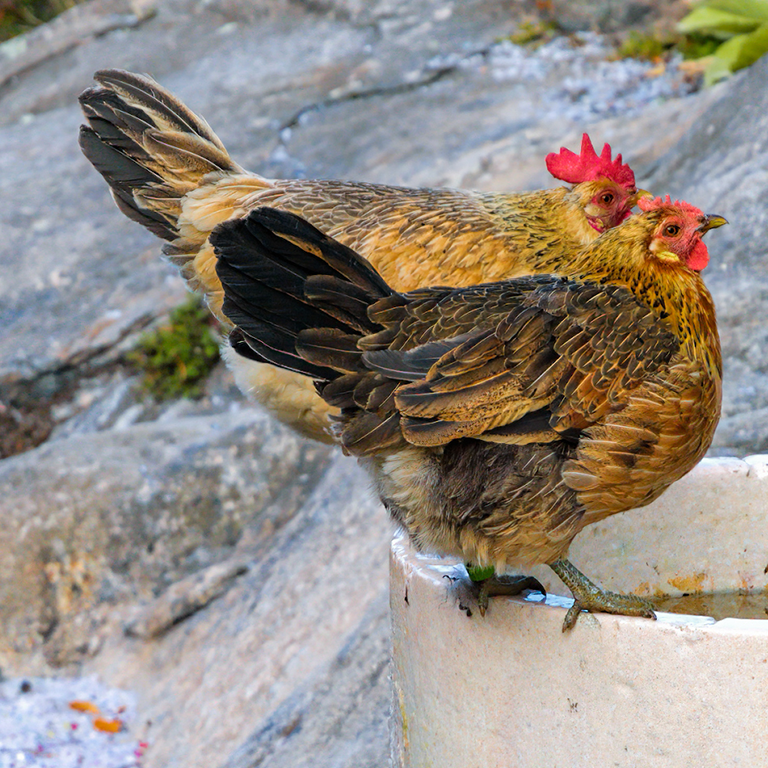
[678,0,768,84]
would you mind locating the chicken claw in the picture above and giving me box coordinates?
[550,558,656,632]
[463,566,546,617]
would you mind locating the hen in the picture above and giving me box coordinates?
[78,69,645,442]
[211,197,725,630]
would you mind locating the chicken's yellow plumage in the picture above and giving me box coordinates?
[211,199,724,630]
[79,69,644,442]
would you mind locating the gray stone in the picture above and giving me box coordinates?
[0,0,156,89]
[0,407,333,669]
[547,0,690,33]
[82,453,390,768]
[124,559,250,639]
[551,0,652,32]
[2,1,768,767]
[645,54,768,453]
[222,593,391,768]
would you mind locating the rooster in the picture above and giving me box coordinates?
[78,69,646,442]
[211,197,725,630]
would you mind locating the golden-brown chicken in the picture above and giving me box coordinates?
[211,196,725,630]
[78,69,645,442]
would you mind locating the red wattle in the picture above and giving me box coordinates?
[687,240,709,271]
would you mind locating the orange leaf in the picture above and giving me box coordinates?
[69,701,100,714]
[93,717,123,733]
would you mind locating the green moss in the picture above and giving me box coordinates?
[616,31,674,61]
[128,296,220,401]
[504,20,559,47]
[676,31,723,60]
[0,0,84,43]
[614,28,725,77]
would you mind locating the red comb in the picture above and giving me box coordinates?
[638,195,704,218]
[546,134,636,189]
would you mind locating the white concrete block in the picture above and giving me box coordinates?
[534,455,768,597]
[390,456,768,767]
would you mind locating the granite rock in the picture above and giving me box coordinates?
[0,407,332,670]
[645,54,768,454]
[2,1,768,767]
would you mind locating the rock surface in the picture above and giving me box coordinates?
[1,0,767,766]
[645,53,768,454]
[0,407,333,669]
[83,452,391,768]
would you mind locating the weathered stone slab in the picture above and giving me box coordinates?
[645,54,768,453]
[0,406,332,669]
[82,452,391,768]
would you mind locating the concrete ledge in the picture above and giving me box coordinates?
[390,456,768,767]
[533,455,768,596]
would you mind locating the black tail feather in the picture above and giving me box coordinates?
[237,207,392,297]
[93,69,226,151]
[212,208,394,383]
[304,275,382,333]
[79,69,236,243]
[230,329,339,380]
[296,328,364,373]
[80,86,157,140]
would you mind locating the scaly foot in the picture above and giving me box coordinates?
[448,565,546,617]
[475,573,548,617]
[549,558,656,631]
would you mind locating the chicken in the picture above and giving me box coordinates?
[78,69,645,443]
[211,196,725,630]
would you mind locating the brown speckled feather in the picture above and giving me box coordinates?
[212,207,722,569]
[359,279,679,449]
[78,69,622,442]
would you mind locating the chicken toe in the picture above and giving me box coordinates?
[550,558,656,632]
[458,567,547,617]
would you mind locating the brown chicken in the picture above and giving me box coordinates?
[78,69,645,442]
[211,196,725,630]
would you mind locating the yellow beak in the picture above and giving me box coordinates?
[699,214,728,233]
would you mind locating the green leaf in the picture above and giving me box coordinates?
[678,6,762,36]
[705,22,768,84]
[706,0,768,23]
[704,53,734,85]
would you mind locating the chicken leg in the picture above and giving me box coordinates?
[549,558,656,632]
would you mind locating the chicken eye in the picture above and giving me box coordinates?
[600,192,615,205]
[664,224,681,237]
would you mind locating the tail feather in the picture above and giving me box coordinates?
[296,328,364,374]
[214,208,411,455]
[303,275,382,333]
[212,220,357,335]
[218,278,346,382]
[79,68,239,243]
[142,129,233,174]
[235,208,392,296]
[229,328,338,381]
[92,70,227,153]
[79,86,157,138]
[212,208,393,383]
[79,124,175,239]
